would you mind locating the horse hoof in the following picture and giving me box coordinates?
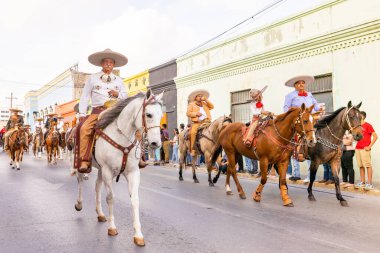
[308,195,316,201]
[284,202,294,207]
[133,237,145,247]
[97,216,107,222]
[194,179,199,183]
[252,193,261,202]
[212,178,218,184]
[340,200,349,207]
[108,228,118,236]
[226,191,233,195]
[239,193,246,199]
[179,177,183,181]
[17,168,20,170]
[75,203,82,211]
[209,182,214,187]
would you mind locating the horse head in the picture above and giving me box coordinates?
[294,104,317,147]
[17,128,27,147]
[118,89,164,150]
[345,101,363,141]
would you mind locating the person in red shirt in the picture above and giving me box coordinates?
[355,111,377,190]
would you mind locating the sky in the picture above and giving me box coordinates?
[0,0,327,109]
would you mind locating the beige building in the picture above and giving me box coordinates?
[175,0,380,182]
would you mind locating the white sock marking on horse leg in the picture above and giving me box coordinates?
[226,184,232,192]
[95,173,105,217]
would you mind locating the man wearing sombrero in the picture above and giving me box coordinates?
[43,113,58,142]
[186,89,214,156]
[3,108,24,151]
[77,48,128,173]
[283,75,322,182]
[243,85,270,147]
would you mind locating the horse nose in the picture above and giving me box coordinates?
[150,142,158,148]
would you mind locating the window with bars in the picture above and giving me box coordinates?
[309,74,333,112]
[231,89,251,123]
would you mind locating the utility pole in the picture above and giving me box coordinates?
[5,92,18,109]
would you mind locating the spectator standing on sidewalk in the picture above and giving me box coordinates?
[341,131,355,188]
[161,124,170,163]
[170,128,179,164]
[317,163,334,184]
[354,111,377,191]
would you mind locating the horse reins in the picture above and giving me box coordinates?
[97,94,161,182]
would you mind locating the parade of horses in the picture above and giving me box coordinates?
[1,1,380,252]
[0,47,371,247]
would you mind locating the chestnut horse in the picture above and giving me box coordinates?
[307,101,363,206]
[216,104,317,206]
[45,124,60,164]
[7,127,28,170]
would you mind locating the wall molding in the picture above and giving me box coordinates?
[175,19,380,89]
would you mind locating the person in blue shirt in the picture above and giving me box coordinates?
[283,75,323,182]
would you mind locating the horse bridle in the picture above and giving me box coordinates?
[343,106,361,133]
[273,109,313,146]
[141,95,162,134]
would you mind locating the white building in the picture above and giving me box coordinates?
[175,0,380,182]
[0,108,10,129]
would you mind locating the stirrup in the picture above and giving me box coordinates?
[78,166,92,174]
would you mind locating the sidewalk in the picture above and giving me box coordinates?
[159,162,380,197]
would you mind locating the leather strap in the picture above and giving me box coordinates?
[95,128,137,182]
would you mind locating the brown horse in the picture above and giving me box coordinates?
[178,116,232,185]
[7,128,28,170]
[216,104,317,206]
[45,124,60,164]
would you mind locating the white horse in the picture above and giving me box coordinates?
[73,90,163,247]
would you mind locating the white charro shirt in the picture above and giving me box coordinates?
[79,71,127,116]
[250,102,264,116]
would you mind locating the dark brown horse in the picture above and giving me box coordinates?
[307,101,363,206]
[216,104,317,206]
[178,116,232,185]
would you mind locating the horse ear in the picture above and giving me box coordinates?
[309,104,315,112]
[347,101,352,108]
[146,89,152,99]
[301,103,306,112]
[356,102,362,109]
[155,91,164,102]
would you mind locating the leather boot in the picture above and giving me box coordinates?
[78,162,92,173]
[139,157,147,169]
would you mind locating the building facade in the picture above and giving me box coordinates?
[149,59,178,138]
[175,0,380,182]
[123,70,149,96]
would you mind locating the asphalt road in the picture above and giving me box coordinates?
[0,151,379,253]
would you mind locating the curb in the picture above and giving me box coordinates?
[156,163,380,197]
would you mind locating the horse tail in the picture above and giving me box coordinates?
[211,145,223,164]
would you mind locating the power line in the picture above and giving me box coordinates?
[176,0,287,59]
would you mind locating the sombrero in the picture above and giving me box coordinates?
[47,113,57,117]
[247,85,268,101]
[285,75,314,87]
[36,118,44,122]
[88,48,128,67]
[56,115,64,120]
[188,89,210,102]
[9,108,22,113]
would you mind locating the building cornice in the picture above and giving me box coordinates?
[175,19,380,88]
[177,0,345,62]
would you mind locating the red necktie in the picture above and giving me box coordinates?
[298,91,307,97]
[256,102,263,108]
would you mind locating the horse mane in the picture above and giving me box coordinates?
[275,108,299,123]
[96,93,145,129]
[314,107,345,129]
